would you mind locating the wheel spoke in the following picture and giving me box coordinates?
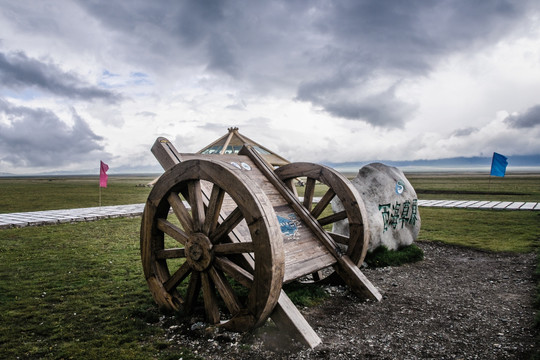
[317,210,347,226]
[184,271,201,313]
[208,266,242,315]
[312,270,323,282]
[168,192,193,233]
[155,248,186,259]
[214,257,253,288]
[329,232,350,245]
[209,207,244,244]
[311,188,336,218]
[157,218,189,245]
[213,242,254,255]
[164,261,192,292]
[188,180,206,232]
[283,178,298,196]
[303,177,316,211]
[201,271,220,324]
[203,185,225,235]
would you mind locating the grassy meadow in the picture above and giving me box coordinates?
[0,176,154,213]
[0,172,539,358]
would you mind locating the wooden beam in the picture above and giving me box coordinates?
[239,145,382,302]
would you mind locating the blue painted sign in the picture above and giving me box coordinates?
[277,214,298,236]
[395,180,405,195]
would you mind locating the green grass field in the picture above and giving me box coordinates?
[0,176,154,213]
[0,173,538,358]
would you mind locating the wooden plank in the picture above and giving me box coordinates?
[270,290,322,349]
[431,200,455,207]
[283,254,336,283]
[466,201,490,209]
[479,201,501,209]
[506,202,524,210]
[454,200,479,208]
[215,257,321,348]
[493,201,512,210]
[439,200,460,208]
[443,200,471,208]
[240,145,381,301]
[520,202,537,210]
[151,137,184,170]
[425,200,449,206]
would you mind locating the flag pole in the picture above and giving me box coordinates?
[99,160,109,207]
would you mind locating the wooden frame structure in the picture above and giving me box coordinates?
[198,127,290,167]
[141,137,381,348]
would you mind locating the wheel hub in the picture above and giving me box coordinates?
[185,233,213,271]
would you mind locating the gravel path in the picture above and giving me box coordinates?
[159,242,538,359]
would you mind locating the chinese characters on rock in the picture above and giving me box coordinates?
[378,199,418,232]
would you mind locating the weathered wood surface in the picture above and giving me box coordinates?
[149,137,323,347]
[275,162,371,268]
[141,158,285,331]
[145,137,383,348]
[175,153,340,283]
[240,146,382,301]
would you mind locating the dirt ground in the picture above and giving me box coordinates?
[161,242,538,359]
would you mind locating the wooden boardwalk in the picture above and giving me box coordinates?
[417,199,540,210]
[0,199,538,229]
[0,204,145,229]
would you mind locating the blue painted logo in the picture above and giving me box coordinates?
[395,180,405,195]
[277,215,298,236]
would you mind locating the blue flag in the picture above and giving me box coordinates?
[490,152,508,177]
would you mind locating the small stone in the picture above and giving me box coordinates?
[190,322,205,331]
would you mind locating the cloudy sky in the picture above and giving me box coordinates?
[1,0,539,174]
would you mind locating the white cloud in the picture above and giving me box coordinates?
[0,0,539,174]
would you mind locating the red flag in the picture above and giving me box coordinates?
[100,161,109,188]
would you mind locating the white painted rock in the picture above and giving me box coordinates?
[332,163,421,251]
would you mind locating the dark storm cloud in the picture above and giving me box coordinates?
[319,1,526,72]
[298,79,415,127]
[452,127,479,137]
[0,98,105,167]
[75,0,538,126]
[294,0,535,126]
[504,105,540,129]
[0,51,122,103]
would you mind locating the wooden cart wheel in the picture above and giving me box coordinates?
[275,163,369,283]
[141,159,284,331]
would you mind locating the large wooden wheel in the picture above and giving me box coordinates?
[275,163,369,283]
[141,159,284,331]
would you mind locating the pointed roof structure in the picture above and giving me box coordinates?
[198,127,290,167]
[148,127,289,186]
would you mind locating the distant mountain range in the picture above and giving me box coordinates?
[324,154,540,172]
[2,154,540,176]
